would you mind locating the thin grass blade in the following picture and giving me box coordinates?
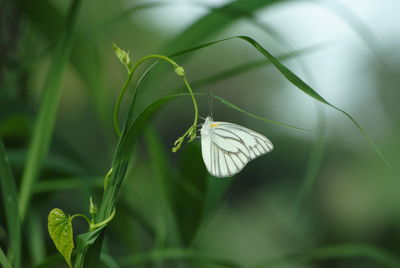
[292,113,326,217]
[144,127,181,245]
[187,42,327,90]
[33,177,102,193]
[18,0,82,220]
[0,139,21,268]
[212,95,311,132]
[28,211,46,266]
[0,247,12,268]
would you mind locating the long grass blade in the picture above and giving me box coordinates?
[163,0,286,53]
[27,211,46,266]
[0,139,21,268]
[144,127,181,245]
[33,177,102,193]
[18,0,82,220]
[14,0,111,128]
[73,93,188,267]
[292,112,326,217]
[212,95,311,132]
[0,247,12,268]
[176,142,207,246]
[187,43,327,90]
[169,36,390,166]
[253,244,400,268]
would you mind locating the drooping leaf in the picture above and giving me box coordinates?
[137,35,388,166]
[47,208,74,268]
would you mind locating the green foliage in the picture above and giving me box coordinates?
[0,140,21,268]
[47,209,74,267]
[256,244,400,268]
[113,43,132,73]
[1,0,397,267]
[18,0,82,220]
[0,248,12,268]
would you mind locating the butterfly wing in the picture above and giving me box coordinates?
[201,121,273,178]
[215,122,273,159]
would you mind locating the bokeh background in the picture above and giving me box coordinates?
[1,0,400,267]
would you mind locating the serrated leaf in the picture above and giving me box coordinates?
[48,208,74,268]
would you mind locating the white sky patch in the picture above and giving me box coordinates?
[124,0,231,34]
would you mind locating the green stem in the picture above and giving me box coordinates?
[90,208,116,231]
[71,214,91,226]
[182,75,198,136]
[113,55,181,136]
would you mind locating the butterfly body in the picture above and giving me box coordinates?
[201,116,273,178]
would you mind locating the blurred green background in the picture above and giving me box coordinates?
[1,0,400,267]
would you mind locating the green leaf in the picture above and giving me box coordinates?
[113,43,132,72]
[0,139,21,268]
[48,208,74,268]
[74,227,106,268]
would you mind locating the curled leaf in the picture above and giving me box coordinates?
[48,208,74,268]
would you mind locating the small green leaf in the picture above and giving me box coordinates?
[113,43,131,72]
[48,208,74,268]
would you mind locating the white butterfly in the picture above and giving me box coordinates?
[201,116,273,178]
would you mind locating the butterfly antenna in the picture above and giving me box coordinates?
[208,89,214,119]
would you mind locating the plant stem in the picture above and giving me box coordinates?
[183,75,198,135]
[113,54,181,136]
[71,214,91,226]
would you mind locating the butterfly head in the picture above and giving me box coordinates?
[203,116,214,124]
[201,116,217,135]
